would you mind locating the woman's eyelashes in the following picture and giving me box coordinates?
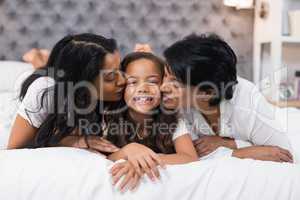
[104,71,116,82]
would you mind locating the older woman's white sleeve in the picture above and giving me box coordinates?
[235,139,253,148]
[237,82,292,152]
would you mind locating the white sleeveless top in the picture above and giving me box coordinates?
[18,77,55,128]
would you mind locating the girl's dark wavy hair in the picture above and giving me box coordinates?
[19,33,118,147]
[163,33,238,106]
[105,52,177,154]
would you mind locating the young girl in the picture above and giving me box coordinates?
[8,33,125,152]
[106,52,198,191]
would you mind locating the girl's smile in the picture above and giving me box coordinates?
[132,96,155,105]
[124,58,162,114]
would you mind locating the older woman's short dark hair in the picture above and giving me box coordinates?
[163,33,238,106]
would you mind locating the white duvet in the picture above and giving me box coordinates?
[1,147,300,200]
[1,61,300,199]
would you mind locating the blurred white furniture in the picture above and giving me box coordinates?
[253,0,300,101]
[223,0,254,9]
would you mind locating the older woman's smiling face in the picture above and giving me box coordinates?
[124,58,162,114]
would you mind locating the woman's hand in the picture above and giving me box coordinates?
[122,143,165,181]
[110,161,141,192]
[84,136,120,153]
[193,136,237,157]
[232,146,294,163]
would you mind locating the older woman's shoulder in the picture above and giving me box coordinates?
[230,76,264,108]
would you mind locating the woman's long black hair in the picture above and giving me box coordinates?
[105,52,178,154]
[19,33,118,147]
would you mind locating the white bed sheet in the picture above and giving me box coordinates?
[0,147,300,200]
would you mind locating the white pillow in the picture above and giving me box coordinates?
[0,91,19,149]
[0,61,33,92]
[0,61,33,149]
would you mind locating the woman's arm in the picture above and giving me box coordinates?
[7,115,88,149]
[159,134,198,164]
[58,135,86,148]
[232,146,293,163]
[193,136,238,158]
[8,114,119,153]
[58,134,120,153]
[7,115,37,149]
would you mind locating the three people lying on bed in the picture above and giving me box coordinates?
[7,33,293,191]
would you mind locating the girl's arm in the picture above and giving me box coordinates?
[107,135,198,181]
[108,119,199,164]
[108,143,165,181]
[108,148,126,161]
[159,134,198,164]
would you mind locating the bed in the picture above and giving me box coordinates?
[1,61,300,200]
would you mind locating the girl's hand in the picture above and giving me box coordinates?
[232,146,293,163]
[110,161,140,192]
[122,143,165,181]
[83,136,120,153]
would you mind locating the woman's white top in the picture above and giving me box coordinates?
[17,77,55,128]
[179,77,292,151]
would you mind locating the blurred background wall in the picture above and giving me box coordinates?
[0,0,254,79]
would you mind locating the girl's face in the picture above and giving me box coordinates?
[124,58,162,114]
[94,51,126,101]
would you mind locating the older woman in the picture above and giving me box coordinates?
[161,33,293,163]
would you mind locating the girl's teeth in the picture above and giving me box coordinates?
[134,96,153,103]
